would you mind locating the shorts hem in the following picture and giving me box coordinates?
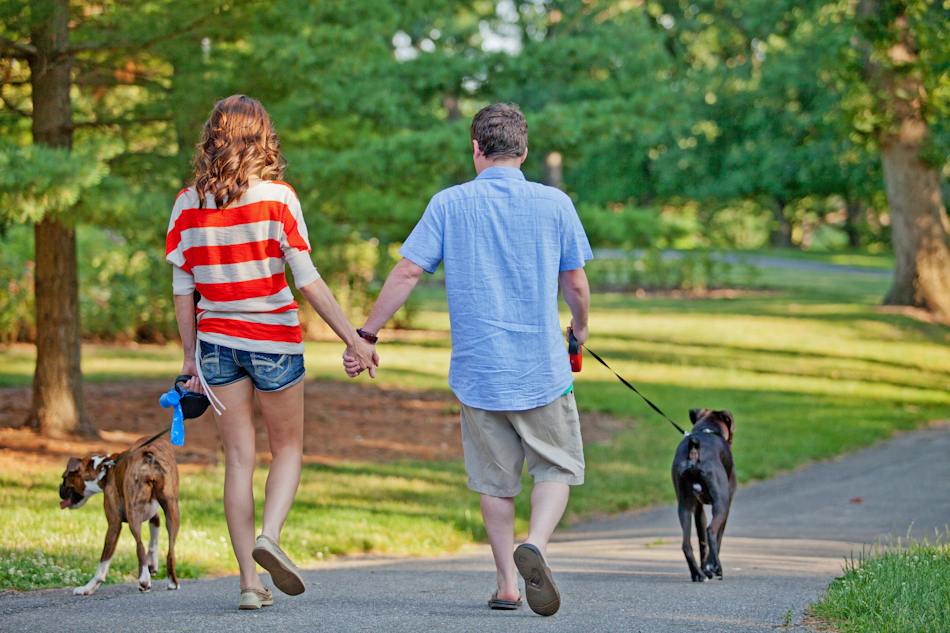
[204,375,250,389]
[467,479,522,498]
[255,368,305,393]
[533,473,585,486]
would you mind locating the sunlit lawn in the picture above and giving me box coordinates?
[1,256,948,590]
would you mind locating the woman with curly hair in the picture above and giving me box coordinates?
[166,95,378,610]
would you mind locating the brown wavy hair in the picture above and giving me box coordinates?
[191,95,287,209]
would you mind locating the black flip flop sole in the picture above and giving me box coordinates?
[514,544,560,616]
[488,595,522,610]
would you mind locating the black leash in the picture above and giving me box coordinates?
[582,345,689,436]
[110,426,172,467]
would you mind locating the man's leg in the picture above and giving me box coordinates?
[480,494,520,601]
[523,481,570,556]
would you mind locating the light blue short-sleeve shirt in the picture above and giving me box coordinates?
[399,167,593,411]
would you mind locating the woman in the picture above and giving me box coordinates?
[166,95,378,610]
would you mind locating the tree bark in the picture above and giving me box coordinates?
[858,0,950,322]
[880,132,950,321]
[24,0,96,437]
[844,198,864,249]
[770,197,792,247]
[543,151,564,190]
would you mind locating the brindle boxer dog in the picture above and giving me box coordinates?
[671,408,736,582]
[60,436,180,594]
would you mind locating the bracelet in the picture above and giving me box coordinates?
[356,328,378,344]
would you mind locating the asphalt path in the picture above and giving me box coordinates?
[593,249,893,278]
[3,423,947,632]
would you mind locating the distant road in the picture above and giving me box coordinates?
[593,249,894,278]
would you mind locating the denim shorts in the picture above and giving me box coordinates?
[198,341,305,392]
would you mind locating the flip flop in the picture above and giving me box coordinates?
[488,590,523,610]
[514,543,560,616]
[252,535,306,596]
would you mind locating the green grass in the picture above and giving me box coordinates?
[0,460,504,591]
[810,539,950,632]
[1,255,948,591]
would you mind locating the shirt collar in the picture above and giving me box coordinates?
[475,166,526,181]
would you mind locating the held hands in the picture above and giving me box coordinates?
[343,338,379,379]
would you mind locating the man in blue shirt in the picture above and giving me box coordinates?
[348,103,592,616]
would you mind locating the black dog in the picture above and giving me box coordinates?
[671,408,736,582]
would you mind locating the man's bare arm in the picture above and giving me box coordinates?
[362,258,426,334]
[559,267,590,344]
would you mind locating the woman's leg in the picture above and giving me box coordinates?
[255,380,304,544]
[211,378,263,590]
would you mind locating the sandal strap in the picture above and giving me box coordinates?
[241,587,272,597]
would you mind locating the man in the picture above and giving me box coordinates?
[346,103,592,616]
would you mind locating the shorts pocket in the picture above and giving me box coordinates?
[249,351,291,383]
[199,341,220,379]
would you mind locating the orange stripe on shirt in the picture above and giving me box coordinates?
[198,318,303,344]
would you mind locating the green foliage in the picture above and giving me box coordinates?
[0,140,120,224]
[811,539,950,633]
[0,238,34,342]
[577,204,701,250]
[585,250,753,292]
[8,0,945,346]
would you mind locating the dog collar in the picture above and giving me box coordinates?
[687,428,726,440]
[97,459,115,481]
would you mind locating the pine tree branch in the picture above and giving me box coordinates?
[68,116,168,129]
[0,91,32,118]
[63,0,255,56]
[0,36,37,59]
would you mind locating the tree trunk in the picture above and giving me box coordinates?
[770,197,792,247]
[844,198,864,249]
[880,135,950,321]
[543,151,564,190]
[24,0,96,437]
[858,0,950,323]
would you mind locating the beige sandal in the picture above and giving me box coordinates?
[252,535,306,596]
[238,586,274,610]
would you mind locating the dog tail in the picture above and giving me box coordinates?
[139,447,165,477]
[688,435,701,463]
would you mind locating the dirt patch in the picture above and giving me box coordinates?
[0,380,631,471]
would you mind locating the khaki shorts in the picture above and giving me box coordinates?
[459,392,585,497]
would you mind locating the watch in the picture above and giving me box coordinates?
[356,328,378,344]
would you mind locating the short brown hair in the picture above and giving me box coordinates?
[470,103,528,160]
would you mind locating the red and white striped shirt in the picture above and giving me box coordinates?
[165,181,320,355]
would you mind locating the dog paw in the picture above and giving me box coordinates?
[691,574,708,582]
[73,585,96,596]
[138,583,151,593]
[148,566,158,577]
[167,581,179,590]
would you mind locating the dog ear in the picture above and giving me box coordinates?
[719,410,735,433]
[689,409,707,424]
[65,457,83,474]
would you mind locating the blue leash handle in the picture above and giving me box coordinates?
[159,389,185,446]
